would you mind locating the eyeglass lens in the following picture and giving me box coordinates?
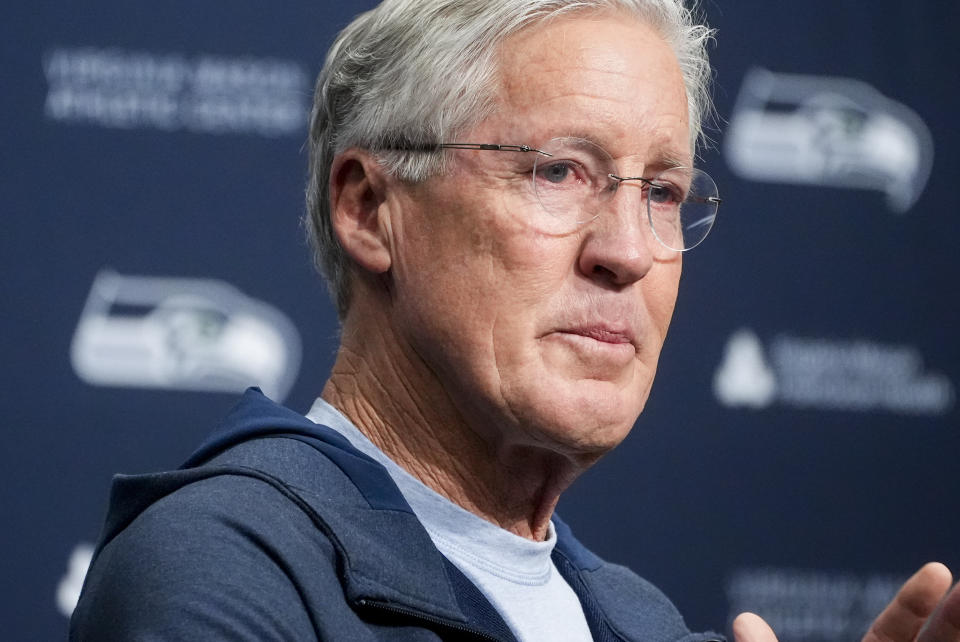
[531,137,719,252]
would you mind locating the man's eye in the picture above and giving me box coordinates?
[648,183,681,204]
[537,161,578,184]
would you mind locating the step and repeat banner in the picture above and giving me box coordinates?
[2,2,957,640]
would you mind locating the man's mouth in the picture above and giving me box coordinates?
[552,324,638,358]
[565,326,633,345]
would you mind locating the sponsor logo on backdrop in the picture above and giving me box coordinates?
[714,329,954,415]
[43,47,309,136]
[56,542,94,617]
[725,68,934,213]
[727,567,905,641]
[71,270,301,401]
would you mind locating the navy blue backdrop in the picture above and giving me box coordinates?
[2,2,957,640]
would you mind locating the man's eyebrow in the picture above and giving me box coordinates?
[653,152,692,170]
[541,132,693,169]
[618,150,693,174]
[538,131,605,150]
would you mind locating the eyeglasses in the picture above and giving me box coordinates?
[399,137,721,254]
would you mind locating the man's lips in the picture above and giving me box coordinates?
[564,327,632,344]
[543,324,639,369]
[555,325,637,350]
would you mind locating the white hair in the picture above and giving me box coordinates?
[305,0,715,317]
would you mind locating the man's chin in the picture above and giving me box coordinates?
[512,383,645,456]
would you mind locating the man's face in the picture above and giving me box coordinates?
[385,13,690,459]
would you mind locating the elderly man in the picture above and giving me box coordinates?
[72,0,959,640]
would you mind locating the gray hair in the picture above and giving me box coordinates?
[306,0,715,317]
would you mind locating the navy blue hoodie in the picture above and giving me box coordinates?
[71,388,723,641]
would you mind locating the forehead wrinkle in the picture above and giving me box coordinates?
[505,63,645,107]
[505,84,684,132]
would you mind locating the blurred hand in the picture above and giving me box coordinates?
[732,562,960,642]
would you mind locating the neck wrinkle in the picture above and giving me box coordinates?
[322,306,581,542]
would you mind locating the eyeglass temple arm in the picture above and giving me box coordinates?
[438,143,552,156]
[392,142,552,156]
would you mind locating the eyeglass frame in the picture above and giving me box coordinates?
[389,141,723,252]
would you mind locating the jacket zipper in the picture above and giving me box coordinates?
[356,598,508,641]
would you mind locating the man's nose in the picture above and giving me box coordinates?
[576,185,657,287]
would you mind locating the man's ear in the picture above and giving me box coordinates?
[329,150,393,275]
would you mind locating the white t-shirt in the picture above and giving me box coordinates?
[306,398,593,642]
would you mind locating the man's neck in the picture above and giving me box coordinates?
[321,306,585,541]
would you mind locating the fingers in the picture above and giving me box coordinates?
[917,575,960,642]
[863,562,953,642]
[733,612,778,642]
